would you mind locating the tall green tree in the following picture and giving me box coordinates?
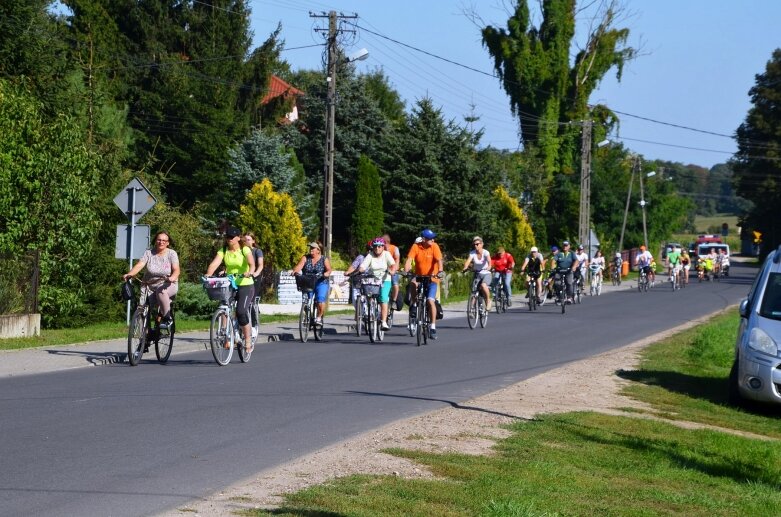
[733,49,781,257]
[351,155,384,248]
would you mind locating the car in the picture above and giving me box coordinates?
[730,244,781,406]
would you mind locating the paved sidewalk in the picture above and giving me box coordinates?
[0,280,631,379]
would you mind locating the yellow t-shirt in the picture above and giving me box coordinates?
[218,246,254,286]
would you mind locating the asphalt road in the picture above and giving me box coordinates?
[0,264,754,516]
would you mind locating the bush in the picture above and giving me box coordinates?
[175,281,216,320]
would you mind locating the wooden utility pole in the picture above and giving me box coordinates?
[619,156,638,253]
[578,119,592,250]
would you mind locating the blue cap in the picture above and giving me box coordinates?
[551,245,559,251]
[421,229,436,239]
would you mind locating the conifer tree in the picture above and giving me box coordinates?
[351,155,384,248]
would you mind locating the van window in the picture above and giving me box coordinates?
[759,273,781,321]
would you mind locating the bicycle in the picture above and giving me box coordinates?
[573,270,584,304]
[126,278,176,366]
[406,273,437,346]
[203,275,254,366]
[295,274,325,343]
[551,268,567,314]
[347,272,367,337]
[360,274,385,343]
[589,265,603,296]
[637,266,650,292]
[526,272,541,311]
[466,271,489,329]
[671,264,683,291]
[611,263,622,286]
[491,271,509,313]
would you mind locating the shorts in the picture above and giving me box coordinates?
[307,279,329,303]
[379,280,392,304]
[473,270,492,285]
[423,281,438,301]
[391,273,400,286]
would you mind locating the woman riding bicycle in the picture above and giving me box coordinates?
[358,237,397,331]
[242,232,264,335]
[520,246,544,304]
[290,241,332,325]
[591,249,605,284]
[122,230,179,329]
[463,236,492,311]
[205,227,256,347]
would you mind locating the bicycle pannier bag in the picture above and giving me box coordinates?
[404,282,414,307]
[395,295,403,311]
[435,300,444,320]
[120,280,135,302]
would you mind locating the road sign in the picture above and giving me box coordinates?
[115,225,150,260]
[113,177,156,219]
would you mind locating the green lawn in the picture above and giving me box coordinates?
[253,309,781,517]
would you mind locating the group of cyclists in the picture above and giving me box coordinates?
[123,226,730,356]
[635,243,730,287]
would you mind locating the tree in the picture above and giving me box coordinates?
[493,186,535,257]
[238,179,307,270]
[733,49,781,257]
[226,130,317,234]
[0,80,103,327]
[351,155,384,248]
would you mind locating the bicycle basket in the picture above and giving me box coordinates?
[361,277,382,296]
[120,280,135,302]
[295,274,318,292]
[203,276,234,302]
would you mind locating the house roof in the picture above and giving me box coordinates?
[260,75,304,105]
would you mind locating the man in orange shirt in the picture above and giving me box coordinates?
[404,229,444,339]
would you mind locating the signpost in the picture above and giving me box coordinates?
[114,178,156,323]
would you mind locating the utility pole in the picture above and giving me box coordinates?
[311,10,357,258]
[618,156,637,254]
[639,161,649,249]
[578,119,592,252]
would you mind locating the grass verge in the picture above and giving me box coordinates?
[251,309,781,517]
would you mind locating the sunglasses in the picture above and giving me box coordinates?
[156,239,169,243]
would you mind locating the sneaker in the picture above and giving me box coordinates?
[486,300,492,311]
[429,328,438,340]
[159,316,172,330]
[381,321,390,331]
[315,317,323,326]
[251,327,258,339]
[507,299,512,307]
[536,297,543,304]
[524,292,529,298]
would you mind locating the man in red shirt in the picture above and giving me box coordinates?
[491,246,515,306]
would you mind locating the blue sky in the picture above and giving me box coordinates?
[252,0,781,169]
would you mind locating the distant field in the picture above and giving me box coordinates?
[693,213,739,233]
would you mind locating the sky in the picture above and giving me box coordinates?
[249,0,781,169]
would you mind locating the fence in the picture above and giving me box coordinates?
[0,250,40,315]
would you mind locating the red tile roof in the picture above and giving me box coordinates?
[260,75,304,105]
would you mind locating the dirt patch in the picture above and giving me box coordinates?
[164,318,711,516]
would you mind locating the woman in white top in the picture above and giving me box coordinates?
[123,231,179,328]
[358,237,397,330]
[462,236,492,311]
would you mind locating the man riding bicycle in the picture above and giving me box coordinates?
[666,245,682,283]
[552,241,579,304]
[491,246,515,307]
[635,245,655,284]
[520,246,544,304]
[404,229,444,340]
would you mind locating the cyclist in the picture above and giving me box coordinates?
[717,248,730,276]
[574,244,589,293]
[590,249,606,287]
[205,227,256,347]
[291,241,332,326]
[612,252,623,280]
[122,230,180,330]
[463,236,492,311]
[242,232,264,337]
[635,245,655,285]
[545,245,559,298]
[680,249,691,284]
[552,241,578,304]
[358,237,397,330]
[520,246,544,304]
[404,229,444,340]
[666,245,682,283]
[491,246,515,306]
[382,233,402,310]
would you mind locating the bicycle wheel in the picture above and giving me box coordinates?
[596,278,602,296]
[494,290,502,314]
[238,319,252,363]
[155,311,174,364]
[479,296,488,328]
[299,301,310,343]
[127,309,146,366]
[368,300,377,343]
[466,294,477,329]
[416,304,427,346]
[528,284,536,311]
[313,308,323,342]
[376,302,385,342]
[387,305,394,329]
[210,309,233,366]
[354,298,363,336]
[407,303,416,336]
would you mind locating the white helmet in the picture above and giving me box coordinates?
[615,252,621,258]
[530,246,538,252]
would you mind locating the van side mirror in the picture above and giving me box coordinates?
[739,298,750,318]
